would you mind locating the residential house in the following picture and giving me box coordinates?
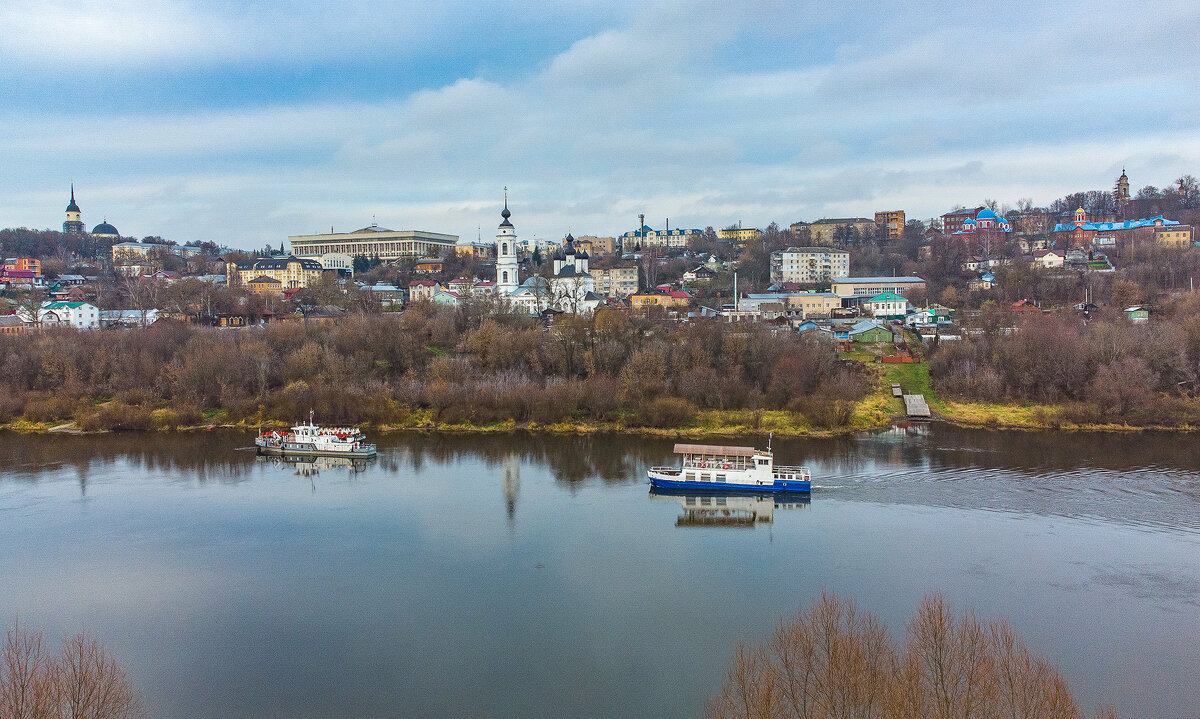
[212,308,274,327]
[866,292,910,320]
[0,315,29,335]
[36,301,99,329]
[968,272,995,292]
[717,227,762,243]
[99,309,160,328]
[1124,306,1149,323]
[3,258,41,275]
[849,319,894,344]
[682,265,716,283]
[1031,249,1064,269]
[247,275,284,295]
[407,280,442,302]
[414,257,444,274]
[630,290,691,313]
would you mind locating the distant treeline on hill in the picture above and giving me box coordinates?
[0,305,866,431]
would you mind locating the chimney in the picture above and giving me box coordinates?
[666,218,669,232]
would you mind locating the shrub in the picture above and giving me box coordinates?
[633,397,696,428]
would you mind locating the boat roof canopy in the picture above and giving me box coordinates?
[674,443,755,457]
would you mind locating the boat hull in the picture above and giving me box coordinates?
[256,444,376,459]
[648,472,809,493]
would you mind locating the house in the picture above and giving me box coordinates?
[866,292,910,320]
[1124,306,1149,324]
[361,283,402,307]
[1011,299,1042,316]
[414,258,444,274]
[407,279,442,302]
[99,309,159,328]
[968,272,995,292]
[247,275,284,295]
[212,307,274,327]
[446,278,475,294]
[905,305,955,326]
[0,268,43,288]
[630,290,691,313]
[682,265,716,283]
[848,319,894,344]
[431,290,461,307]
[1031,249,1064,269]
[0,315,29,335]
[36,301,100,329]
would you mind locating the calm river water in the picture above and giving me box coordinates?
[1,426,1198,718]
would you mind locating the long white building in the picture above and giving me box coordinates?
[289,225,458,261]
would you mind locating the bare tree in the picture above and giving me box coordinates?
[1,623,143,719]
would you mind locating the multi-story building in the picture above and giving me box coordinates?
[769,247,850,284]
[247,276,284,295]
[1054,208,1184,249]
[874,210,905,241]
[226,256,331,289]
[619,225,701,250]
[316,252,354,274]
[1154,225,1193,247]
[941,207,985,235]
[831,276,926,298]
[407,280,442,302]
[798,218,877,245]
[289,224,458,261]
[574,236,616,254]
[717,227,762,243]
[3,258,41,275]
[591,266,639,298]
[36,301,100,329]
[455,238,496,259]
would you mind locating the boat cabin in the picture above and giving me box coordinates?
[673,443,765,472]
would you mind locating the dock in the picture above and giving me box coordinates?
[902,394,931,418]
[891,383,903,397]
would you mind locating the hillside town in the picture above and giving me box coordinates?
[3,171,1196,345]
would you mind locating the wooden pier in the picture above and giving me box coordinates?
[902,394,931,418]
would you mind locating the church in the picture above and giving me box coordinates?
[62,185,121,238]
[491,194,604,315]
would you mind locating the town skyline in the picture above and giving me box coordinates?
[2,0,1198,247]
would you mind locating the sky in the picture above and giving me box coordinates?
[1,0,1198,249]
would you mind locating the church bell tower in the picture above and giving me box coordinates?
[496,188,519,294]
[63,184,85,234]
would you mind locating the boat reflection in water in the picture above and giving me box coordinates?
[256,453,374,477]
[649,487,809,528]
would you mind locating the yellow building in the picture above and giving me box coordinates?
[805,218,877,245]
[874,210,905,241]
[247,275,283,295]
[226,256,331,289]
[717,227,762,243]
[455,240,496,259]
[630,290,691,312]
[785,293,842,318]
[575,235,616,254]
[1155,225,1194,247]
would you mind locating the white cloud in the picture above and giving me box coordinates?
[1,0,1199,246]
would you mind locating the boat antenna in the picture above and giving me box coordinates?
[309,408,314,426]
[768,431,773,453]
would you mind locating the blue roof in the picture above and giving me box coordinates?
[976,208,997,219]
[1053,215,1179,233]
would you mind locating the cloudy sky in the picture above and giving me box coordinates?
[2,0,1198,249]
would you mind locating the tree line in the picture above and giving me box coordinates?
[0,305,866,431]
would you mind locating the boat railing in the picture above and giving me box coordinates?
[649,466,682,476]
[774,465,811,479]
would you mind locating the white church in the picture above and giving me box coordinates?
[491,194,605,316]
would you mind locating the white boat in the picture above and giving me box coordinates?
[648,442,810,492]
[255,412,377,459]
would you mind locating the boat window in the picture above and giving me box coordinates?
[716,497,726,506]
[685,473,695,481]
[700,497,711,506]
[685,496,695,505]
[716,474,726,483]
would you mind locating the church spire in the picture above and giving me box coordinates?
[66,183,80,213]
[499,186,513,227]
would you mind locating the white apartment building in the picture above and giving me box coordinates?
[769,247,850,284]
[591,266,639,297]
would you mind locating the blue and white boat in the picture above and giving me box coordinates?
[648,442,811,492]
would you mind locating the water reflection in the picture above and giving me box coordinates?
[256,453,374,477]
[649,488,809,527]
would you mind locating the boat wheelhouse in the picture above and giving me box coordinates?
[647,443,810,492]
[255,412,377,459]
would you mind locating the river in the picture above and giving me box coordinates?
[1,426,1197,718]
